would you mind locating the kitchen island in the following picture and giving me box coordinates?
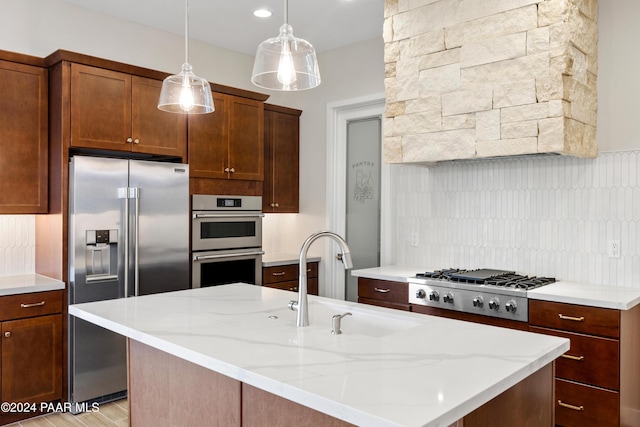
[69,284,568,427]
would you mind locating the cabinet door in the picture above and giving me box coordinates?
[132,76,187,160]
[1,314,62,403]
[188,92,229,179]
[270,111,299,212]
[0,60,48,213]
[228,97,264,181]
[70,64,132,151]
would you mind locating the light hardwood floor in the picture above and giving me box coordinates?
[5,400,127,427]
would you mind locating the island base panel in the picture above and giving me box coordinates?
[242,384,355,427]
[462,363,554,427]
[128,339,241,427]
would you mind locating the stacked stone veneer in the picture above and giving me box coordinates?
[383,0,598,163]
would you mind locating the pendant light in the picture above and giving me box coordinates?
[158,0,214,114]
[251,0,321,91]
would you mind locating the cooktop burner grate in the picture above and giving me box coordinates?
[416,268,556,290]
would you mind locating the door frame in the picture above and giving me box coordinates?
[325,93,391,300]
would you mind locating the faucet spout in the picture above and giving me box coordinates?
[294,231,352,327]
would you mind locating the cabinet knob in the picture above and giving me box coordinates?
[275,203,279,207]
[4,332,10,338]
[126,137,133,143]
[229,168,235,173]
[134,138,140,144]
[270,203,275,207]
[224,167,230,173]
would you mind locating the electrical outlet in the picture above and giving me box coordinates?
[410,233,419,247]
[608,240,621,258]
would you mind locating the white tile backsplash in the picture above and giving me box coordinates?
[0,215,35,276]
[394,150,640,288]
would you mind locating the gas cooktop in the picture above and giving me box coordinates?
[415,268,555,291]
[409,268,556,322]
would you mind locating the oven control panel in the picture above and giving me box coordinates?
[408,282,528,322]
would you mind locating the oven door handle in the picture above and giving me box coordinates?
[192,213,265,219]
[193,250,265,261]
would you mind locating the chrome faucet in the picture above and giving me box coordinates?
[289,231,353,327]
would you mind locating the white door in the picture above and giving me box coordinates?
[326,94,391,300]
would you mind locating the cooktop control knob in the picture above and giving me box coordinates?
[505,300,517,313]
[443,292,454,304]
[488,298,500,311]
[429,290,440,302]
[416,289,426,299]
[472,296,484,308]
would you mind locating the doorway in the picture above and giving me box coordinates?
[325,93,390,301]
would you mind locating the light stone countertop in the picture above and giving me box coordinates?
[0,274,65,296]
[262,253,321,267]
[69,283,568,427]
[351,266,640,310]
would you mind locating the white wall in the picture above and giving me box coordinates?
[0,0,384,280]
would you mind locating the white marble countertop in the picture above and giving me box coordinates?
[352,266,640,310]
[69,284,568,427]
[0,274,64,296]
[262,253,321,267]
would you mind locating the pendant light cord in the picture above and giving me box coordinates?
[184,0,190,64]
[284,0,288,25]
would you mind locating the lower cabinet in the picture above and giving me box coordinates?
[357,278,410,311]
[263,262,319,295]
[0,290,63,424]
[529,299,640,427]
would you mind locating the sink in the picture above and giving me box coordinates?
[265,300,422,338]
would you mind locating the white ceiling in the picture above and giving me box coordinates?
[63,0,385,55]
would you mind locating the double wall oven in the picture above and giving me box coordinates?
[191,195,264,287]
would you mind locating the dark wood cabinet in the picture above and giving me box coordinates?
[189,93,264,194]
[0,56,48,214]
[357,278,410,311]
[70,63,187,159]
[0,290,63,418]
[263,104,302,213]
[263,262,318,295]
[529,299,640,427]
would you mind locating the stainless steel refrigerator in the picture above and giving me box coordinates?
[68,155,189,405]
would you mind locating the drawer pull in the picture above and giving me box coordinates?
[561,354,585,361]
[272,272,287,276]
[558,400,584,411]
[374,288,391,293]
[558,314,585,322]
[20,301,46,308]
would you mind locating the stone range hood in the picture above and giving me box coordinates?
[383,0,598,164]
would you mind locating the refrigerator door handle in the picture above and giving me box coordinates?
[130,187,141,297]
[118,187,130,298]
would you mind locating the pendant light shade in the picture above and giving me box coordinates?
[158,0,214,114]
[251,1,321,91]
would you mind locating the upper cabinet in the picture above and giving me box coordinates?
[188,93,265,194]
[70,64,187,160]
[263,104,302,213]
[0,55,48,214]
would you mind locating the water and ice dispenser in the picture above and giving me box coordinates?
[85,229,118,282]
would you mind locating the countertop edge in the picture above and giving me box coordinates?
[0,274,65,296]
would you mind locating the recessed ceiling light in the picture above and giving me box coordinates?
[253,9,272,18]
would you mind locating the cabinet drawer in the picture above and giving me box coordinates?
[0,290,63,321]
[555,378,619,427]
[530,326,619,390]
[357,278,407,304]
[263,262,318,285]
[529,300,619,338]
